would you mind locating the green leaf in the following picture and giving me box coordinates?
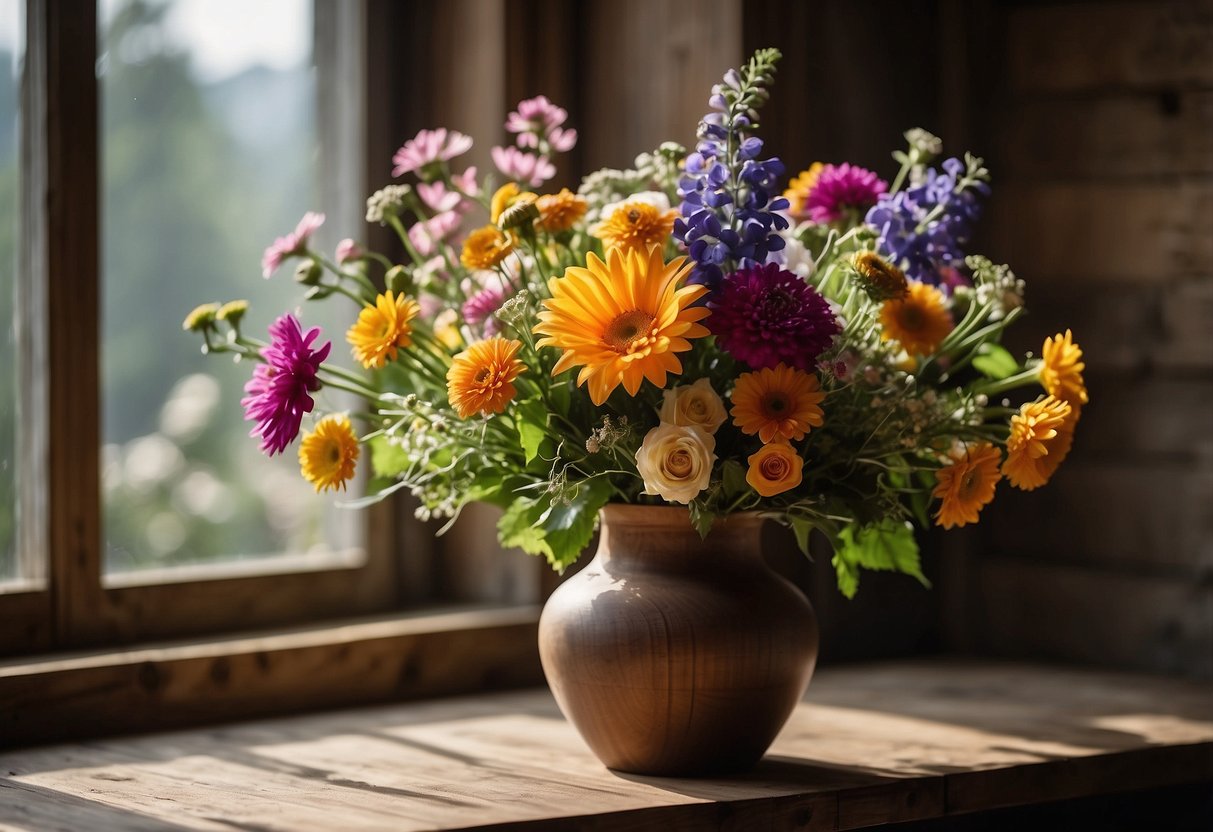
[368,435,412,479]
[972,343,1020,380]
[719,460,749,501]
[536,477,613,572]
[788,515,814,556]
[514,398,549,464]
[497,496,553,560]
[550,377,572,418]
[831,521,930,599]
[688,500,714,539]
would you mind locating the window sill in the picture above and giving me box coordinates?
[0,605,543,748]
[1,659,1210,830]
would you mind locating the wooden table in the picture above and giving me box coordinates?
[1,659,1210,831]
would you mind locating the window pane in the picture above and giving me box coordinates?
[0,0,22,584]
[99,0,362,574]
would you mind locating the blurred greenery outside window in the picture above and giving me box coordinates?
[98,0,364,576]
[0,0,20,583]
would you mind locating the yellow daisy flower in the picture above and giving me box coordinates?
[490,182,537,225]
[446,336,525,419]
[461,226,515,270]
[880,281,954,356]
[1040,329,1088,413]
[533,247,710,405]
[346,290,420,369]
[933,443,1002,529]
[1002,395,1076,491]
[589,201,677,252]
[730,363,825,443]
[298,415,359,493]
[536,188,588,233]
[851,251,909,301]
[783,162,823,220]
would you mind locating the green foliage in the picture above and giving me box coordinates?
[514,398,548,465]
[972,343,1020,380]
[497,476,612,572]
[831,521,930,600]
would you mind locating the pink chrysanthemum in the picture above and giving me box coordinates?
[391,128,473,178]
[261,211,325,278]
[491,146,556,187]
[505,95,578,152]
[805,163,887,224]
[709,263,840,371]
[408,211,463,258]
[241,314,331,456]
[462,284,507,335]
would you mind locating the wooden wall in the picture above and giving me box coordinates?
[958,0,1213,677]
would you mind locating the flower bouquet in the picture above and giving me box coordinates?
[185,48,1088,600]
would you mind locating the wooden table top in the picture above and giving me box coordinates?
[1,658,1211,831]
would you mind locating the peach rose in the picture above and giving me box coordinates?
[635,423,716,504]
[746,442,804,497]
[659,377,727,434]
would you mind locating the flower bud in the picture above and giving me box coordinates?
[294,259,323,286]
[386,265,412,296]
[182,302,220,332]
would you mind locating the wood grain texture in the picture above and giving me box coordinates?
[539,506,818,776]
[0,607,543,749]
[0,660,1209,830]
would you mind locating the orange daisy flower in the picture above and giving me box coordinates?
[880,281,953,356]
[533,247,710,405]
[1040,329,1089,414]
[346,290,420,369]
[589,201,677,252]
[933,444,1001,529]
[1002,395,1076,491]
[783,162,823,221]
[298,415,359,493]
[536,188,588,233]
[461,226,515,270]
[446,336,525,419]
[730,363,825,443]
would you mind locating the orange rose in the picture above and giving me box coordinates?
[746,442,804,497]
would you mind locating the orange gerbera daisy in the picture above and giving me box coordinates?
[461,226,515,270]
[533,247,710,405]
[933,443,1002,529]
[1039,329,1088,414]
[589,201,677,252]
[1002,395,1075,491]
[346,290,420,369]
[298,414,359,492]
[879,281,954,356]
[730,363,826,443]
[536,188,588,233]
[783,162,823,221]
[446,336,525,419]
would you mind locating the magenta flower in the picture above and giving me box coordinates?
[335,238,361,264]
[261,211,325,278]
[408,211,463,258]
[241,314,331,456]
[391,128,473,178]
[462,284,507,335]
[709,263,840,371]
[805,163,887,224]
[491,146,556,187]
[505,95,578,153]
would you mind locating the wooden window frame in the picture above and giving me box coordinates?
[0,0,453,657]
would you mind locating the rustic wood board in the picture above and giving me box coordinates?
[1,660,1210,831]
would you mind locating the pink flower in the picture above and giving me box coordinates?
[462,284,507,335]
[391,128,473,178]
[491,146,556,187]
[451,166,480,198]
[408,211,462,258]
[805,163,887,224]
[416,176,477,215]
[261,212,325,278]
[506,96,577,153]
[335,238,361,264]
[241,314,331,456]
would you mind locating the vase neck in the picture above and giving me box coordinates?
[595,504,765,569]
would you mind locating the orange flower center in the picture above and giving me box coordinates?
[761,455,789,479]
[627,208,641,223]
[899,305,925,330]
[959,468,980,496]
[474,366,491,385]
[604,310,656,352]
[761,392,790,417]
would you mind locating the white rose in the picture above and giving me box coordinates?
[659,378,727,435]
[635,423,716,504]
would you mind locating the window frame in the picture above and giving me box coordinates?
[0,0,432,656]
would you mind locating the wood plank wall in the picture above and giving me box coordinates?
[965,0,1213,677]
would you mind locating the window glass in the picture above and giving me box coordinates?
[99,0,362,574]
[0,0,22,584]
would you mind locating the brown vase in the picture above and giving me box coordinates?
[538,503,819,776]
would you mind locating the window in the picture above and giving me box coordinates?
[0,0,408,654]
